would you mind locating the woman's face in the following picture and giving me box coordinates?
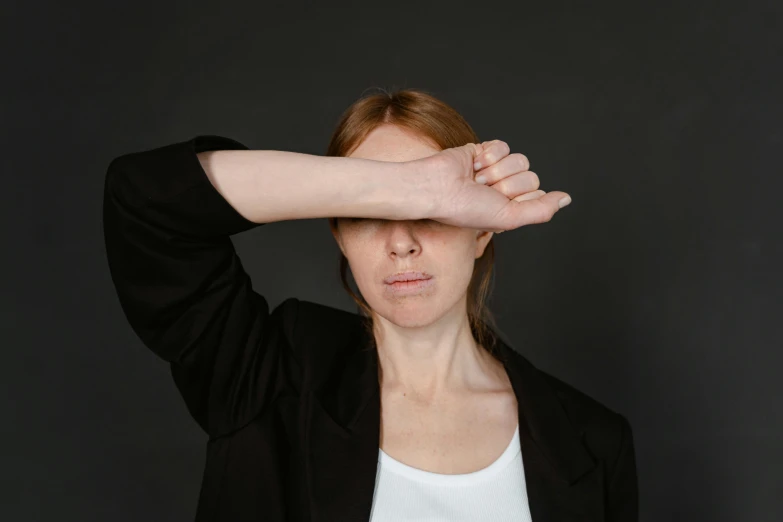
[330,124,493,328]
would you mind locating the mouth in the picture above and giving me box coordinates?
[383,271,433,284]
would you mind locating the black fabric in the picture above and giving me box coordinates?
[102,135,639,521]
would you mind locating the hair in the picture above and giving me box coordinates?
[325,87,505,366]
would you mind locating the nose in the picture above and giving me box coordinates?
[387,222,421,258]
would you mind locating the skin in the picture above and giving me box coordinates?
[329,124,512,406]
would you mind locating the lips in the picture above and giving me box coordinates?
[384,271,433,284]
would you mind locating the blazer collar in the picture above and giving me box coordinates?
[330,325,595,482]
[306,324,601,522]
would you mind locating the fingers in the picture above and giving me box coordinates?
[474,153,531,186]
[463,142,483,159]
[513,189,546,202]
[467,140,572,235]
[473,140,511,171]
[509,191,572,227]
[481,168,540,200]
[494,190,547,234]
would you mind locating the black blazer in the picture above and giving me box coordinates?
[102,135,639,522]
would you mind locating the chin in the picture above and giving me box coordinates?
[374,301,441,328]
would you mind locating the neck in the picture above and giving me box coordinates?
[374,313,501,404]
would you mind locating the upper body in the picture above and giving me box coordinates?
[102,134,638,521]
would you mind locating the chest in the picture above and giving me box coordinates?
[378,388,519,475]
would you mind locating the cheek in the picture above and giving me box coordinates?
[342,243,379,285]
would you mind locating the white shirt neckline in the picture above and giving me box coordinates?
[378,423,521,487]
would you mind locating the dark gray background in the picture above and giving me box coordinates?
[3,0,781,520]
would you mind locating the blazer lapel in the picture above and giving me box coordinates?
[498,338,605,521]
[306,323,605,522]
[306,324,381,522]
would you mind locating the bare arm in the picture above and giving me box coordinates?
[197,150,434,224]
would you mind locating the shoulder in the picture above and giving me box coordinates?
[279,297,367,381]
[537,366,634,464]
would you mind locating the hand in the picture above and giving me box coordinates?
[417,140,572,233]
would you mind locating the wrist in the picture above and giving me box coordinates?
[400,157,442,221]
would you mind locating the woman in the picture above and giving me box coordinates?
[103,88,638,521]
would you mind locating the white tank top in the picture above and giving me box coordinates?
[369,423,533,521]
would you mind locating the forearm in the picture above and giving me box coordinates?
[197,149,434,224]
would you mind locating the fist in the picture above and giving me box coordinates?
[420,139,572,233]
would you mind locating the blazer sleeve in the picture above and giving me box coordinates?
[606,414,639,521]
[102,135,303,439]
